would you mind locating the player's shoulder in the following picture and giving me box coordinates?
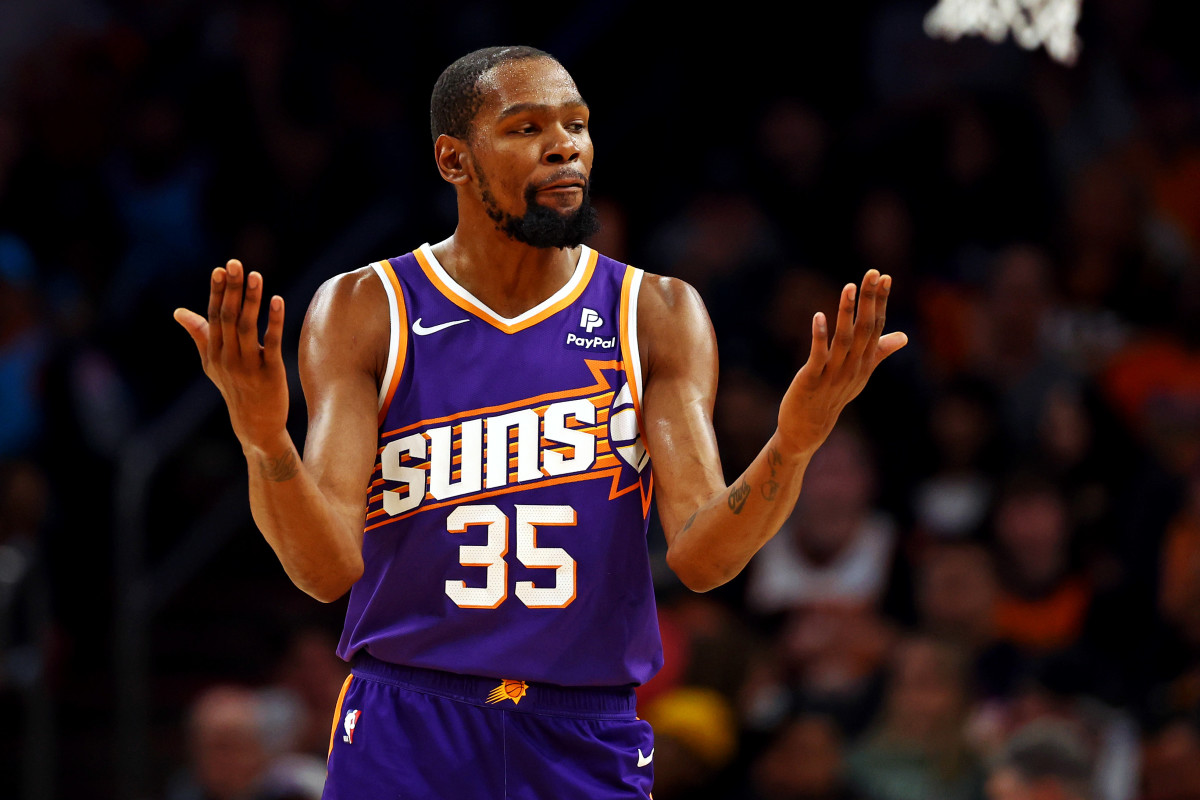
[307,263,389,321]
[318,263,386,299]
[634,270,709,322]
[300,262,393,365]
[631,269,716,381]
[300,263,394,378]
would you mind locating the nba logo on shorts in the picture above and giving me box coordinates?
[343,709,362,743]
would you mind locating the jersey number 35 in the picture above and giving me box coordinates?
[444,504,576,609]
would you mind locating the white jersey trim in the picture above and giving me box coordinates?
[418,242,593,327]
[627,268,645,410]
[371,261,401,412]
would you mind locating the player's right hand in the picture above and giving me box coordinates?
[174,259,290,452]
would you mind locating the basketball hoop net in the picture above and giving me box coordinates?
[924,0,1083,66]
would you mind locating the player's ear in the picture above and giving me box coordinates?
[434,134,472,185]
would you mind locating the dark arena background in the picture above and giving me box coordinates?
[3,1,1200,798]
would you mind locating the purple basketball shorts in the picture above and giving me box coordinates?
[322,653,655,799]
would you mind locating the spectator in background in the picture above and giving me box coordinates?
[911,377,1003,542]
[746,426,905,617]
[914,539,1020,701]
[166,684,324,800]
[746,426,908,733]
[267,626,346,759]
[981,665,1139,800]
[639,686,738,800]
[1032,383,1124,554]
[646,187,785,343]
[986,720,1093,800]
[968,244,1076,453]
[168,684,271,800]
[846,634,985,800]
[759,268,844,391]
[1140,717,1200,800]
[750,97,838,264]
[750,713,862,800]
[103,77,212,322]
[1102,264,1200,478]
[713,366,787,483]
[990,472,1090,657]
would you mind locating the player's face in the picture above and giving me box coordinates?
[468,58,598,247]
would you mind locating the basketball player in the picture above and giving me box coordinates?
[174,46,907,798]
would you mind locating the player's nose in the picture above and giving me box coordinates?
[544,125,581,164]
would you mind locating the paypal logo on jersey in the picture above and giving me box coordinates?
[565,332,616,351]
[566,307,615,350]
[580,307,604,332]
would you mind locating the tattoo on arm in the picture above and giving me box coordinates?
[761,446,782,501]
[728,479,751,514]
[259,449,300,482]
[680,511,698,533]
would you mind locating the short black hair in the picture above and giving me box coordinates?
[430,45,557,143]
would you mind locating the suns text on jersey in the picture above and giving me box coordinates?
[364,360,649,525]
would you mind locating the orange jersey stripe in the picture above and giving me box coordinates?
[381,359,621,439]
[363,461,639,527]
[327,674,354,760]
[363,452,623,508]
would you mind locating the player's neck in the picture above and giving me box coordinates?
[430,226,582,319]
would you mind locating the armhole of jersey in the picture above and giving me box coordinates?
[619,266,646,436]
[371,260,407,427]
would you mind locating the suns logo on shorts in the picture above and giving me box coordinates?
[486,679,529,705]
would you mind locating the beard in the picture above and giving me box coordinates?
[479,170,601,249]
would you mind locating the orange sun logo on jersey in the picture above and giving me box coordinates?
[486,679,529,705]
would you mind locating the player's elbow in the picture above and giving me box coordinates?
[665,548,733,594]
[299,555,364,603]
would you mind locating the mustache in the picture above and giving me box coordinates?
[532,170,588,191]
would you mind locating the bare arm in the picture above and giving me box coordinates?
[174,260,385,602]
[641,270,907,592]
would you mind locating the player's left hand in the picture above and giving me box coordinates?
[776,269,907,456]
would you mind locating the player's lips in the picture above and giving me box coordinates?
[535,177,586,193]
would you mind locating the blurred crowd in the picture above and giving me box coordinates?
[3,0,1200,798]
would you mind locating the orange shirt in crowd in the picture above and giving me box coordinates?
[994,576,1092,652]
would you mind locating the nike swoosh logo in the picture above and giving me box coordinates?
[637,748,654,767]
[412,317,470,336]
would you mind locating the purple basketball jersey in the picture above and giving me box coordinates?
[335,243,662,687]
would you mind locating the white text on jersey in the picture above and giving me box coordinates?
[381,399,597,515]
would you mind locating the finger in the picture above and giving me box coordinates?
[874,331,909,365]
[263,295,285,366]
[239,270,264,359]
[849,270,881,362]
[860,273,890,365]
[797,311,830,386]
[207,267,226,359]
[827,283,857,368]
[174,307,210,362]
[220,259,244,362]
